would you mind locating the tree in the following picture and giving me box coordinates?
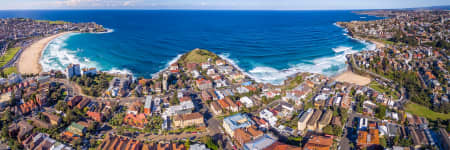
[170,91,179,105]
[55,101,68,112]
[2,109,12,123]
[323,125,334,135]
[375,104,386,119]
[1,125,9,139]
[380,136,387,148]
[201,136,218,150]
[185,139,190,150]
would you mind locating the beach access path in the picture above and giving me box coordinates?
[17,32,72,74]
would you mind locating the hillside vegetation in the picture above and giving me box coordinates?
[178,48,219,64]
[405,102,450,120]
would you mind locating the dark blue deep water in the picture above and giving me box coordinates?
[0,10,380,84]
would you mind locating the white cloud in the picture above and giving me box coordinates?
[123,0,136,6]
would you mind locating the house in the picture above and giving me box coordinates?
[87,111,103,122]
[357,129,381,149]
[233,126,263,147]
[298,108,314,132]
[76,98,91,109]
[215,59,225,66]
[196,79,212,90]
[263,141,301,150]
[22,133,71,150]
[127,101,142,115]
[224,97,239,112]
[210,101,222,116]
[239,96,254,108]
[169,63,179,72]
[243,134,277,150]
[66,122,86,136]
[303,135,333,150]
[223,113,254,137]
[42,112,61,126]
[68,96,82,108]
[172,112,204,128]
[259,109,277,127]
[97,134,148,150]
[8,120,34,142]
[123,113,147,128]
[31,118,52,129]
[201,90,212,102]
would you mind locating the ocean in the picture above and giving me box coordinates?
[0,10,380,84]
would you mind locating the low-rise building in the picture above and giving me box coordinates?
[318,110,332,130]
[307,109,322,131]
[172,112,204,128]
[223,113,254,137]
[210,101,222,116]
[233,126,263,147]
[298,108,314,132]
[303,135,333,150]
[66,122,86,136]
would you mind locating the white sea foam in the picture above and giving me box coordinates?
[106,67,133,75]
[90,28,115,34]
[243,47,357,85]
[219,42,373,85]
[40,31,132,76]
[151,54,183,78]
[332,46,352,53]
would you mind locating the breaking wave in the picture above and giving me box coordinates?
[220,41,375,85]
[39,31,131,75]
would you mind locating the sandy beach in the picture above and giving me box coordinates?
[17,32,72,74]
[333,70,371,86]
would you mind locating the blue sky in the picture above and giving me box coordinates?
[1,0,449,10]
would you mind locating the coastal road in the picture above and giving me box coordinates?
[349,55,392,83]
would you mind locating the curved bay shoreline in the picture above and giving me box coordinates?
[17,32,73,74]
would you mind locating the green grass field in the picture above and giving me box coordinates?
[179,49,218,64]
[405,102,450,120]
[369,81,399,99]
[35,20,68,25]
[2,67,17,76]
[0,47,21,67]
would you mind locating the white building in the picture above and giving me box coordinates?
[260,109,277,127]
[239,96,254,108]
[66,64,81,79]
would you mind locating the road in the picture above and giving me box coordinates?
[53,78,144,105]
[349,55,393,83]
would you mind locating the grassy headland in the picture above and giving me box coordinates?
[405,102,450,120]
[178,48,219,64]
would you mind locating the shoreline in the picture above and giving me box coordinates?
[17,31,73,74]
[331,23,384,85]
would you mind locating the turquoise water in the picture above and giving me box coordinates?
[0,10,380,84]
